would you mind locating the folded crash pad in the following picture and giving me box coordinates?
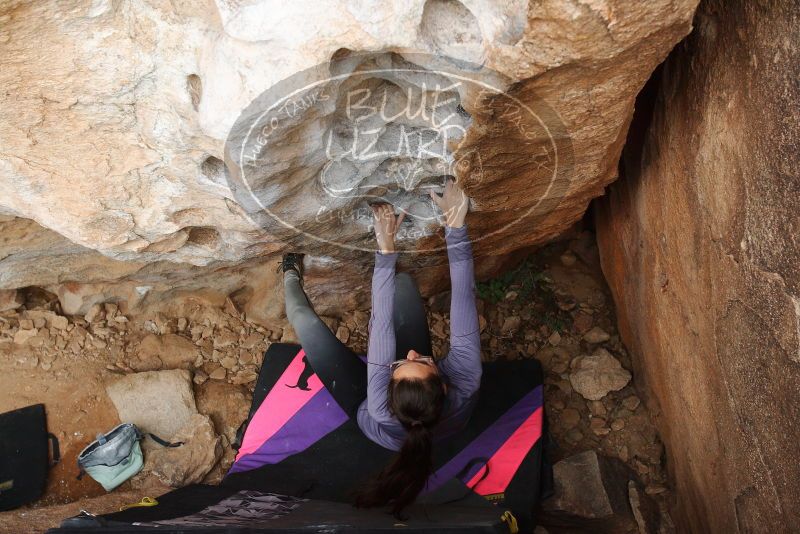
[0,403,59,511]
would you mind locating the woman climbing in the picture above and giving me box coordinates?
[280,178,481,515]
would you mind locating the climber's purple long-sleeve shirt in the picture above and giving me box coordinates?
[356,225,482,451]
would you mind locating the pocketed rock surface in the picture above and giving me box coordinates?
[0,228,670,531]
[0,0,697,308]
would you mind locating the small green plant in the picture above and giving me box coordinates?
[476,258,549,304]
[476,277,511,303]
[543,312,567,333]
[477,245,575,336]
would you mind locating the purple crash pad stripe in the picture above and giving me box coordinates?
[424,385,543,493]
[236,349,322,460]
[229,388,348,474]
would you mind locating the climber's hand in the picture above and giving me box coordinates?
[430,178,469,229]
[371,203,405,254]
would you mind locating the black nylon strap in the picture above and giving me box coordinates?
[146,433,183,448]
[458,456,491,488]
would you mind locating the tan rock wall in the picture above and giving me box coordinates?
[0,0,696,310]
[595,0,800,530]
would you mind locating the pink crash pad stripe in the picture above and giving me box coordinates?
[236,349,322,459]
[467,406,543,495]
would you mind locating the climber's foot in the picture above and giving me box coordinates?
[281,253,304,279]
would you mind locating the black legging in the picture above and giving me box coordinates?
[284,270,432,417]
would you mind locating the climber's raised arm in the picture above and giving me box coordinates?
[430,180,481,397]
[365,203,405,422]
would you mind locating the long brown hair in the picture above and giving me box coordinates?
[354,374,446,517]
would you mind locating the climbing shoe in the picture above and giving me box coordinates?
[280,253,304,278]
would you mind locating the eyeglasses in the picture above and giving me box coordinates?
[389,357,436,373]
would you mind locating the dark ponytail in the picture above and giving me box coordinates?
[354,374,446,517]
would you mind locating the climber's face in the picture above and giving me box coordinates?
[390,350,439,381]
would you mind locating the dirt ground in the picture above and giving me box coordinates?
[0,289,275,532]
[0,230,672,532]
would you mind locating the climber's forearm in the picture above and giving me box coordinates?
[440,225,481,395]
[365,251,398,421]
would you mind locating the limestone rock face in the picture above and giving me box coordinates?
[0,0,697,304]
[0,289,23,312]
[195,381,251,444]
[540,450,653,533]
[143,414,223,488]
[595,0,800,531]
[133,333,199,371]
[105,369,197,440]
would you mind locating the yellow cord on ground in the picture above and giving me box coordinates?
[119,496,158,511]
[501,510,519,533]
